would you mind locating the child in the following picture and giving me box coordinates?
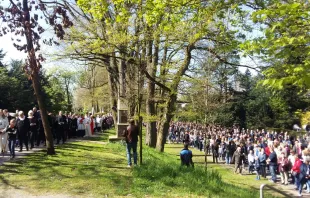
[254,155,260,180]
[248,150,255,174]
[3,119,17,159]
[218,144,223,161]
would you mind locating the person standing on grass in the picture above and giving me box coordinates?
[258,148,267,178]
[248,150,255,174]
[3,119,17,159]
[267,146,278,183]
[123,119,139,167]
[232,146,243,174]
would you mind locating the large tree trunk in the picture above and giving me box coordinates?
[156,94,176,152]
[23,0,55,155]
[145,39,157,147]
[155,45,193,152]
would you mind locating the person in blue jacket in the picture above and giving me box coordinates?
[180,143,194,167]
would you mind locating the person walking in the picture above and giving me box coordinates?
[297,158,309,197]
[232,146,243,174]
[28,110,38,149]
[16,111,30,152]
[123,119,139,167]
[55,111,67,144]
[0,109,9,153]
[278,152,289,185]
[3,119,17,158]
[292,154,303,190]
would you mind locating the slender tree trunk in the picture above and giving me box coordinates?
[23,0,54,154]
[108,55,118,123]
[30,62,55,154]
[65,80,71,112]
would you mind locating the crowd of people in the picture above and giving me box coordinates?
[172,122,310,197]
[0,107,114,159]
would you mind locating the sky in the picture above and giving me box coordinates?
[0,1,262,74]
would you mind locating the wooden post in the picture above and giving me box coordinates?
[139,116,143,165]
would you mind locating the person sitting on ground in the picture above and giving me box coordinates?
[180,143,194,167]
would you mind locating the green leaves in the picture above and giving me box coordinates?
[242,0,310,90]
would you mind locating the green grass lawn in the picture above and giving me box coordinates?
[0,129,282,198]
[164,144,288,198]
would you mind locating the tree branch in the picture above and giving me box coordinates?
[193,46,260,72]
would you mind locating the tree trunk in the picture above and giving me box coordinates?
[108,71,118,123]
[156,95,176,152]
[155,45,193,152]
[30,62,55,154]
[108,55,119,123]
[145,39,157,147]
[23,0,54,155]
[65,80,71,112]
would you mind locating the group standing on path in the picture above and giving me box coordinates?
[0,108,114,159]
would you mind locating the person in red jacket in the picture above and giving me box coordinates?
[292,154,302,190]
[265,145,271,157]
[90,116,94,135]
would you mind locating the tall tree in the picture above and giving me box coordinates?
[0,0,73,154]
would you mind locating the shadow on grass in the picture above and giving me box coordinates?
[0,140,132,196]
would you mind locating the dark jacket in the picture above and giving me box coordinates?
[123,124,138,143]
[269,151,278,166]
[16,117,30,137]
[4,126,17,140]
[55,115,67,130]
[28,117,39,133]
[299,163,308,183]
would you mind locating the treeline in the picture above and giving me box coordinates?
[178,68,310,130]
[0,50,68,113]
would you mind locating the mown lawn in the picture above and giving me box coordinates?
[0,130,281,198]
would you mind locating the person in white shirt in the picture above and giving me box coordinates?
[0,109,9,153]
[248,150,255,174]
[95,115,102,132]
[288,151,296,185]
[77,115,86,137]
